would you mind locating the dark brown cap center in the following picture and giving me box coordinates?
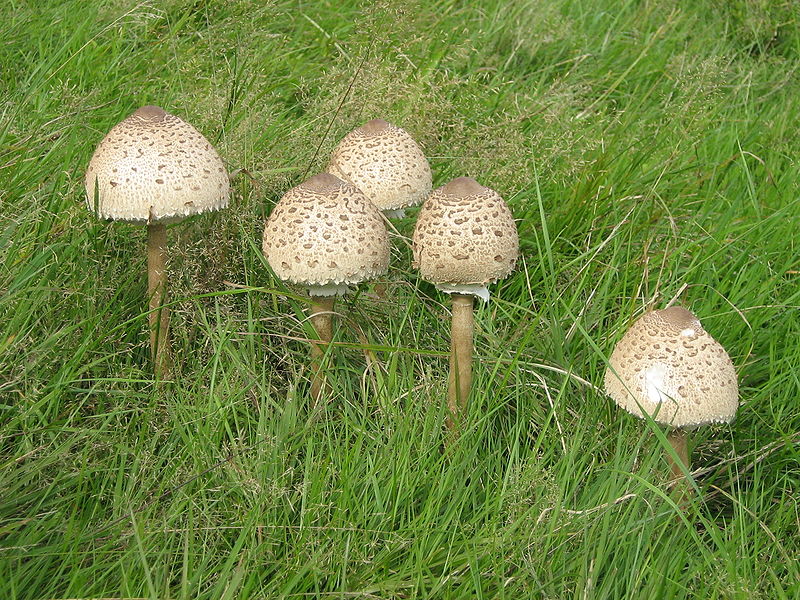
[439,176,486,197]
[301,172,347,194]
[359,118,392,135]
[132,105,168,122]
[658,306,702,330]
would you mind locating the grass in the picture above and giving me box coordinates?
[1,0,799,598]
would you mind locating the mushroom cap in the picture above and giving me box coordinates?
[604,306,739,428]
[262,173,390,288]
[326,119,432,212]
[412,177,519,286]
[85,105,230,223]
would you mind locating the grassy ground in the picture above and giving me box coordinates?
[2,0,799,598]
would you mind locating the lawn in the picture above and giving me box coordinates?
[1,0,799,598]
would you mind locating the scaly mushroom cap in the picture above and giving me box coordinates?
[412,177,519,286]
[604,307,739,428]
[326,119,432,212]
[263,173,390,288]
[85,105,230,223]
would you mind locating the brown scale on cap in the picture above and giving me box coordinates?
[604,307,738,428]
[263,174,390,287]
[85,105,229,223]
[326,119,432,212]
[412,177,519,286]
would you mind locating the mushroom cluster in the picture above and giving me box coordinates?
[261,121,519,423]
[83,107,741,511]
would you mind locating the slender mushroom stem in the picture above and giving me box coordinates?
[309,296,335,404]
[147,222,170,379]
[666,427,691,509]
[447,293,474,430]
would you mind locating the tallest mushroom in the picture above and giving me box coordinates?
[413,177,519,428]
[86,105,230,377]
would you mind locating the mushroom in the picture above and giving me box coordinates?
[604,306,738,505]
[326,119,432,218]
[85,105,230,378]
[262,173,390,402]
[412,177,519,428]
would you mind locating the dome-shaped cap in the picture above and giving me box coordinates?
[604,307,739,428]
[412,177,519,286]
[85,105,230,223]
[263,173,390,289]
[326,119,432,212]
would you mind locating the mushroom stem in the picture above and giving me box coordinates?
[147,222,170,378]
[309,296,335,403]
[666,427,691,508]
[447,293,474,429]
